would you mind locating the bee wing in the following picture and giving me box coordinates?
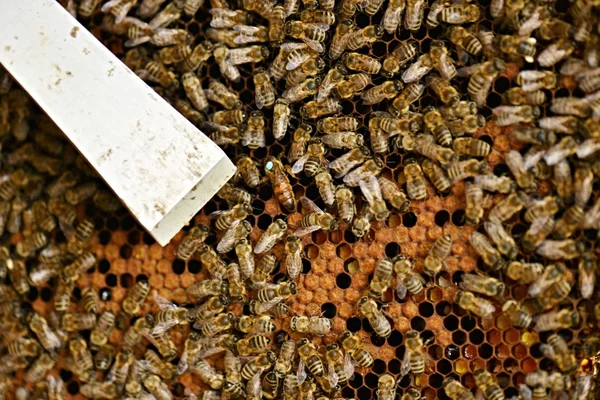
[286,250,302,279]
[523,149,546,170]
[273,108,290,139]
[219,59,241,83]
[301,196,324,214]
[473,76,493,108]
[328,363,339,388]
[579,269,595,299]
[100,0,121,12]
[247,373,262,398]
[475,389,486,400]
[401,60,432,83]
[177,350,189,375]
[152,319,180,335]
[294,224,322,236]
[518,384,533,400]
[456,63,483,77]
[396,276,408,299]
[382,7,403,34]
[518,11,544,36]
[306,23,330,32]
[125,36,151,48]
[359,175,383,204]
[138,359,162,376]
[301,38,324,54]
[297,358,307,384]
[256,297,283,313]
[400,346,412,377]
[196,346,226,359]
[233,24,260,34]
[292,155,310,174]
[153,291,177,311]
[217,224,240,253]
[59,219,75,242]
[517,70,546,81]
[343,351,355,380]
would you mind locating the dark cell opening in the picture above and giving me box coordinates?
[362,318,374,333]
[445,345,460,360]
[479,343,493,359]
[173,383,185,397]
[258,214,272,230]
[98,259,110,274]
[41,287,53,302]
[558,329,573,342]
[370,333,386,347]
[438,359,452,375]
[94,216,105,230]
[539,358,554,370]
[372,42,387,57]
[493,77,510,93]
[451,210,466,226]
[411,316,426,331]
[387,330,403,347]
[341,387,355,398]
[346,317,361,332]
[302,258,312,274]
[373,359,386,374]
[444,315,459,331]
[357,388,372,399]
[365,373,379,388]
[120,273,134,288]
[106,216,119,231]
[452,330,467,345]
[494,164,511,176]
[119,245,132,259]
[403,212,417,227]
[98,230,111,245]
[27,287,38,302]
[461,316,476,331]
[72,287,82,302]
[344,229,358,243]
[67,381,79,395]
[388,359,401,374]
[127,230,141,245]
[480,135,494,147]
[384,242,401,258]
[188,260,202,274]
[272,273,285,283]
[470,329,484,344]
[530,344,543,358]
[172,259,186,275]
[121,216,135,230]
[105,274,117,287]
[436,301,452,316]
[435,210,450,227]
[398,372,411,388]
[321,302,337,318]
[429,373,444,388]
[136,274,148,283]
[419,302,434,317]
[143,232,155,245]
[60,369,73,382]
[350,373,363,389]
[99,288,111,301]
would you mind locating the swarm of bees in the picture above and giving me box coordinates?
[1,0,600,398]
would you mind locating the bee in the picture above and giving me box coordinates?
[329,147,370,179]
[545,137,579,166]
[54,279,75,313]
[90,310,115,349]
[429,42,456,81]
[553,204,584,239]
[290,316,333,334]
[493,105,541,127]
[63,249,95,282]
[152,293,194,334]
[253,219,287,255]
[401,54,433,84]
[419,159,449,195]
[344,25,383,53]
[488,192,524,224]
[287,57,325,87]
[498,34,537,63]
[287,125,312,165]
[551,97,591,119]
[360,80,403,105]
[369,256,394,299]
[6,258,29,295]
[382,0,405,34]
[206,79,242,110]
[529,263,571,299]
[377,176,409,213]
[8,338,41,358]
[29,313,61,351]
[423,109,451,147]
[79,0,102,17]
[266,156,296,212]
[500,300,533,329]
[439,3,480,23]
[94,343,116,371]
[273,340,296,380]
[511,126,556,147]
[338,332,372,370]
[505,261,543,285]
[374,374,396,400]
[537,39,575,67]
[455,291,495,318]
[143,374,173,400]
[331,186,354,224]
[484,221,517,260]
[212,110,247,127]
[282,77,319,104]
[525,371,572,392]
[505,87,547,106]
[242,351,278,381]
[297,338,325,379]
[421,234,452,276]
[523,195,559,223]
[225,45,269,66]
[324,343,353,388]
[316,117,357,134]
[235,157,261,189]
[284,21,327,53]
[473,369,505,400]
[533,309,580,332]
[345,157,385,188]
[257,282,297,305]
[447,26,482,55]
[340,52,381,74]
[252,253,277,289]
[381,41,417,79]
[352,203,373,238]
[402,330,432,376]
[463,58,505,108]
[177,224,209,261]
[404,0,426,31]
[451,138,490,159]
[358,174,390,221]
[217,220,251,255]
[578,252,596,299]
[388,83,425,116]
[540,334,577,374]
[404,159,427,201]
[357,296,391,338]
[443,378,475,400]
[394,256,425,298]
[61,312,97,332]
[193,312,235,338]
[539,115,579,135]
[69,338,95,382]
[470,231,505,270]
[198,244,228,279]
[241,110,266,149]
[516,70,557,91]
[402,135,457,166]
[186,278,225,301]
[459,273,505,297]
[273,99,291,140]
[281,235,303,280]
[236,316,276,336]
[211,203,252,232]
[332,73,370,100]
[24,351,57,384]
[316,66,346,103]
[121,280,150,316]
[80,381,117,399]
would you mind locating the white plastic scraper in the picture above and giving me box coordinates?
[0,0,236,246]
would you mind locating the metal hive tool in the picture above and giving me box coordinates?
[0,0,598,398]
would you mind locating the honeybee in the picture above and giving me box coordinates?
[90,310,115,349]
[504,261,543,286]
[152,293,194,334]
[330,146,370,179]
[211,203,253,232]
[186,278,225,301]
[191,360,225,391]
[540,334,577,373]
[331,186,354,224]
[537,39,575,67]
[516,70,557,91]
[194,312,235,337]
[423,108,451,147]
[452,138,490,158]
[357,296,392,338]
[69,338,94,382]
[488,192,524,224]
[443,377,475,400]
[320,132,364,151]
[282,77,319,103]
[29,313,61,351]
[143,348,177,381]
[459,273,505,297]
[482,221,517,260]
[265,157,296,213]
[252,253,277,289]
[273,99,291,140]
[382,0,406,34]
[501,300,533,329]
[241,110,266,149]
[122,280,150,316]
[298,338,325,379]
[346,25,383,52]
[498,34,537,63]
[529,263,571,300]
[176,332,203,375]
[404,0,426,31]
[511,126,557,147]
[352,203,373,238]
[551,97,591,120]
[473,369,505,400]
[493,105,541,127]
[177,224,209,261]
[334,73,371,99]
[237,156,261,189]
[212,110,247,127]
[204,80,241,110]
[288,124,312,164]
[317,117,358,134]
[388,83,424,117]
[284,21,327,53]
[286,56,325,87]
[345,157,385,188]
[578,252,596,299]
[419,159,449,195]
[280,235,303,280]
[182,41,213,73]
[553,204,584,239]
[447,26,482,56]
[402,330,432,376]
[94,343,116,371]
[505,87,547,106]
[291,316,333,334]
[421,234,451,276]
[382,41,417,78]
[242,352,277,381]
[376,374,396,400]
[268,5,286,44]
[100,0,137,24]
[342,52,382,74]
[539,115,579,135]
[394,256,425,298]
[80,382,117,399]
[137,60,179,88]
[254,219,288,254]
[401,54,433,83]
[402,134,457,166]
[358,175,389,221]
[404,159,427,201]
[455,291,495,318]
[525,371,572,392]
[212,45,241,83]
[7,259,30,295]
[339,331,373,368]
[463,58,506,108]
[545,137,579,166]
[376,177,409,213]
[362,81,403,105]
[61,312,97,332]
[533,309,580,332]
[428,42,456,82]
[470,231,505,270]
[274,340,296,379]
[8,338,41,359]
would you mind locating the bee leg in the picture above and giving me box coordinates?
[284,165,298,179]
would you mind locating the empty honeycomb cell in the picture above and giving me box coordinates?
[461,316,476,331]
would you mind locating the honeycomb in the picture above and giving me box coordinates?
[0,0,598,398]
